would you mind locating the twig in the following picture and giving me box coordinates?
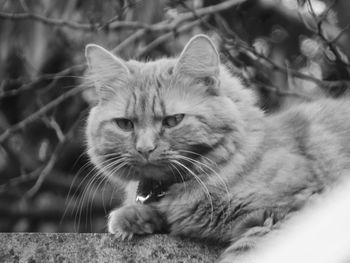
[97,0,144,30]
[112,29,146,54]
[19,0,29,12]
[0,11,97,30]
[211,11,350,90]
[0,64,85,99]
[0,85,86,144]
[330,25,350,44]
[0,11,166,31]
[47,117,65,142]
[306,0,350,70]
[0,0,245,33]
[0,168,41,192]
[135,19,204,58]
[111,0,247,54]
[25,113,83,198]
[246,43,350,89]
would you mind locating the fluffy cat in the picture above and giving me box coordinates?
[84,34,350,262]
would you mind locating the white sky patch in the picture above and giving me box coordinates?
[240,177,350,263]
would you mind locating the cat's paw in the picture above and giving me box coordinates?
[108,204,164,239]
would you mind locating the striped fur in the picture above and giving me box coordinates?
[85,35,350,262]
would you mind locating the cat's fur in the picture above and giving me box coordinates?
[85,35,350,262]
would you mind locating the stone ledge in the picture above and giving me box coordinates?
[0,233,222,263]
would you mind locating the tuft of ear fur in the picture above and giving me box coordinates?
[85,44,129,102]
[174,34,220,77]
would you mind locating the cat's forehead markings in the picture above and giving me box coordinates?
[155,87,166,116]
[139,92,147,113]
[124,92,135,117]
[156,77,162,89]
[131,91,139,118]
[151,95,156,115]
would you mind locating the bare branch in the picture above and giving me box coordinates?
[0,168,41,192]
[330,24,350,44]
[0,10,164,31]
[306,0,350,71]
[25,117,81,198]
[0,85,86,144]
[19,0,29,12]
[0,11,96,30]
[243,43,350,89]
[135,19,204,58]
[0,0,246,33]
[109,0,248,53]
[0,64,85,99]
[112,29,146,54]
[211,11,349,90]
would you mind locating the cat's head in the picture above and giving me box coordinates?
[85,35,250,183]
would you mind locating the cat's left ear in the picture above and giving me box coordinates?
[174,34,220,78]
[85,44,130,102]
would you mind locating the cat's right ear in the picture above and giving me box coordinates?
[174,35,220,95]
[85,44,129,101]
[174,34,220,78]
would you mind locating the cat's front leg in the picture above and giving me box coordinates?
[108,204,165,239]
[155,185,234,242]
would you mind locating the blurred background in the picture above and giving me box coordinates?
[0,0,349,233]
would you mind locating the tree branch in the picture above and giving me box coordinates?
[135,19,204,58]
[25,116,81,198]
[211,11,350,91]
[110,0,248,54]
[0,0,246,33]
[0,85,86,144]
[0,64,85,99]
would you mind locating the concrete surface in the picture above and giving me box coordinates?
[0,233,222,263]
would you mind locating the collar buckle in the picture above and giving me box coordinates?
[135,191,167,204]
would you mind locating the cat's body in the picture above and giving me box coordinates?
[85,35,350,262]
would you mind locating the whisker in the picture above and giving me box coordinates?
[168,163,188,193]
[175,154,230,198]
[178,149,218,167]
[171,160,214,222]
[72,155,126,231]
[88,172,109,232]
[76,172,101,232]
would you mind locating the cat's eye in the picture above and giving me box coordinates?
[162,114,184,128]
[114,118,134,131]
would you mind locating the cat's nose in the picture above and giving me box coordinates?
[136,128,157,159]
[136,145,157,159]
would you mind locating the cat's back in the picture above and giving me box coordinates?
[264,98,350,180]
[269,98,350,141]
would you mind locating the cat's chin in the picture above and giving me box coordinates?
[131,163,176,182]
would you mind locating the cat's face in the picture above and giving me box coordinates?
[85,35,238,183]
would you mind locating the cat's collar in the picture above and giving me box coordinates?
[136,179,168,204]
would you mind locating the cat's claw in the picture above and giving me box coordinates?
[113,229,134,241]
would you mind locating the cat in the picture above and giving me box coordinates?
[84,34,350,262]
